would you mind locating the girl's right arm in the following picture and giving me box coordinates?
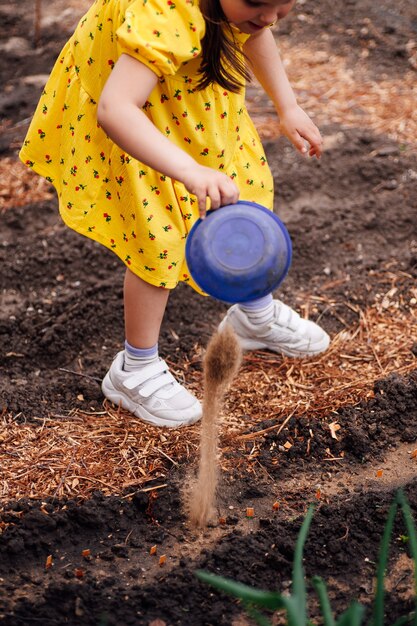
[97,54,239,217]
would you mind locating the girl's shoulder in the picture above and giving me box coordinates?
[122,0,204,27]
[116,0,206,76]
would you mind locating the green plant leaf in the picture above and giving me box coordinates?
[373,499,399,626]
[283,595,309,626]
[335,602,365,626]
[292,504,315,622]
[397,490,417,626]
[391,614,415,626]
[312,576,335,626]
[195,571,285,610]
[244,602,273,626]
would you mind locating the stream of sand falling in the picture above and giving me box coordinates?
[189,325,242,528]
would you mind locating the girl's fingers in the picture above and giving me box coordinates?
[198,194,209,219]
[288,127,308,155]
[208,181,239,210]
[292,135,308,155]
[223,178,240,205]
[308,131,323,157]
[183,167,239,218]
[220,189,239,207]
[279,106,323,158]
[305,128,323,157]
[209,187,222,210]
[297,132,322,158]
[309,145,321,158]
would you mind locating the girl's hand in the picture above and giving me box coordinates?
[181,165,240,219]
[279,105,323,159]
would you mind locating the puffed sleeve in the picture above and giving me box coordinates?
[116,0,206,77]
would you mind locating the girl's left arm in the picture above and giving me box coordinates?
[243,28,322,158]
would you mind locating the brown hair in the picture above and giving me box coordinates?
[197,0,251,93]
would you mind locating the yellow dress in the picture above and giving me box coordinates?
[20,0,274,292]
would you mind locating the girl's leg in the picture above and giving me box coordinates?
[219,295,330,357]
[124,268,169,348]
[101,268,202,428]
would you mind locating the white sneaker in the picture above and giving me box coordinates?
[218,301,330,357]
[102,351,202,428]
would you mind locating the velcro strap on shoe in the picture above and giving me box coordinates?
[274,302,300,331]
[140,372,178,398]
[123,360,168,390]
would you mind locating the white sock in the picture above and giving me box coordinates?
[123,340,159,372]
[238,295,275,326]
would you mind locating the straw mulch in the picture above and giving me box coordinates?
[248,40,417,149]
[1,278,416,503]
[0,156,53,213]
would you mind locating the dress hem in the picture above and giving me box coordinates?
[20,147,191,292]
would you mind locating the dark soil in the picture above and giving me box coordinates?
[1,0,417,624]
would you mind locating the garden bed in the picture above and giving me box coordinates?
[1,0,416,624]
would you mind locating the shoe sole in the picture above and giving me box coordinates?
[218,319,330,357]
[102,374,202,428]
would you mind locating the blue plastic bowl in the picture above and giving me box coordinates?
[185,201,292,303]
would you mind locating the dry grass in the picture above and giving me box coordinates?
[250,39,417,149]
[0,157,53,213]
[1,280,415,503]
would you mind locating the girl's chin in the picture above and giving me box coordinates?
[238,21,264,34]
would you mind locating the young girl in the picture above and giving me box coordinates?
[20,0,329,428]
